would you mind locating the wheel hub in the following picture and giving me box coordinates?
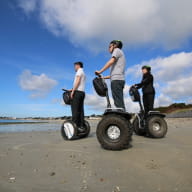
[64,122,74,139]
[107,126,121,140]
[152,122,161,131]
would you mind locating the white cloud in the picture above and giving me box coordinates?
[163,76,192,100]
[85,93,108,111]
[155,94,172,107]
[127,52,192,82]
[18,0,192,50]
[126,51,192,106]
[186,99,192,104]
[19,70,58,98]
[18,0,37,14]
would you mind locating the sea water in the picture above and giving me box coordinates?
[0,119,61,133]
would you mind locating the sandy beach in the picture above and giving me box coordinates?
[0,118,192,192]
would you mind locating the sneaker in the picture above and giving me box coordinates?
[78,127,85,133]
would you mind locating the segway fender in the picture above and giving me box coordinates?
[104,109,132,120]
[61,120,78,140]
[148,111,166,118]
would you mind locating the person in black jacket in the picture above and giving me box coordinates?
[135,65,155,116]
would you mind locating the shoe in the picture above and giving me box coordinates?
[78,127,85,133]
[117,108,125,112]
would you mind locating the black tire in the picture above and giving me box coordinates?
[96,114,132,150]
[133,117,146,136]
[147,116,168,138]
[78,120,91,138]
[61,120,78,140]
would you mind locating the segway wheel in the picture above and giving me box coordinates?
[96,114,132,150]
[147,116,168,138]
[133,117,146,136]
[61,120,78,140]
[78,120,91,138]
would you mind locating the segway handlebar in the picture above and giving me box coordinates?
[95,72,102,78]
[62,88,70,92]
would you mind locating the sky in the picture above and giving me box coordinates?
[0,0,192,118]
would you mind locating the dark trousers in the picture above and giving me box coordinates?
[143,93,155,115]
[111,80,125,109]
[71,90,85,127]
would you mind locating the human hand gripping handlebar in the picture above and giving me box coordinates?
[95,71,102,78]
[62,88,72,92]
[94,71,111,108]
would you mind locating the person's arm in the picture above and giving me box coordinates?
[95,57,116,75]
[103,75,111,79]
[135,83,142,89]
[71,76,81,98]
[135,74,153,89]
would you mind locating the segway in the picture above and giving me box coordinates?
[129,86,168,138]
[93,75,133,150]
[61,89,90,140]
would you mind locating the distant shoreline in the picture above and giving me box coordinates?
[0,122,48,125]
[0,117,102,121]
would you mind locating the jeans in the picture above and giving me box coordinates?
[71,90,85,127]
[111,80,125,109]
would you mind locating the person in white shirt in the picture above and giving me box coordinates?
[71,62,86,131]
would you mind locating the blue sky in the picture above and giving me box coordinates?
[0,0,192,117]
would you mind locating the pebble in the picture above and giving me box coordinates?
[33,168,38,173]
[113,186,120,192]
[49,172,56,176]
[9,177,16,183]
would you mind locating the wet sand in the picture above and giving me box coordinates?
[0,118,191,192]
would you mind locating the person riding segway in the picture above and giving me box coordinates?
[135,65,155,117]
[95,40,126,110]
[130,66,168,138]
[94,41,133,150]
[61,62,90,140]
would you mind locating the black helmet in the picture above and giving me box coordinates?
[142,65,151,72]
[110,40,123,49]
